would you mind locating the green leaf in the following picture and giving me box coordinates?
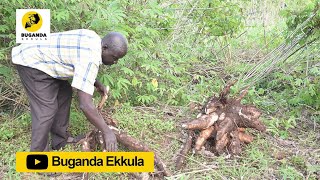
[0,65,11,79]
[131,77,139,87]
[100,74,114,86]
[117,78,131,90]
[121,67,134,76]
[53,10,70,22]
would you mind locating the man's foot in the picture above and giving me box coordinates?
[52,134,86,150]
[66,134,86,144]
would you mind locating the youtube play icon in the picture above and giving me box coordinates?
[26,154,48,170]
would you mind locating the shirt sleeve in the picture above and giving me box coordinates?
[71,61,99,95]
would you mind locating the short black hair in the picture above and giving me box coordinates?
[102,32,128,55]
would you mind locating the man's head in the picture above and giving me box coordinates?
[101,32,128,65]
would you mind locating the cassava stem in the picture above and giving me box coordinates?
[109,125,172,176]
[176,131,193,170]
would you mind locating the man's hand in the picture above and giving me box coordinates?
[94,80,108,97]
[78,90,118,151]
[103,130,118,152]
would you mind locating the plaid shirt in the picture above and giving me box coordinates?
[12,29,102,95]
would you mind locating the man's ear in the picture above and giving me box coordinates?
[102,44,108,50]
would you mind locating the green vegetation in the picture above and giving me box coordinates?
[0,0,319,179]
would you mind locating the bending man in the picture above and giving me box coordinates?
[12,29,128,152]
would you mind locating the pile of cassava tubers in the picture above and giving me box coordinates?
[176,81,266,170]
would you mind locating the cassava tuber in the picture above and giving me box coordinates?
[195,125,216,151]
[182,113,219,130]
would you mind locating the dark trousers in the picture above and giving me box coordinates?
[16,65,72,151]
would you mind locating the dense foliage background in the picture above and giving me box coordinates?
[0,0,319,179]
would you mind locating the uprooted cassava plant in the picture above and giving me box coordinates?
[176,81,266,170]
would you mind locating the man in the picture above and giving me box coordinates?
[12,29,128,152]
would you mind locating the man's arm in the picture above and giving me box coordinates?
[94,79,107,96]
[77,90,117,151]
[94,79,103,87]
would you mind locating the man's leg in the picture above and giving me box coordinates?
[16,65,59,151]
[50,80,73,150]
